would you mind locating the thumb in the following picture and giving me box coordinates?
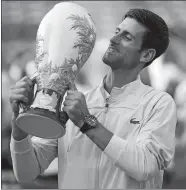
[68,81,78,91]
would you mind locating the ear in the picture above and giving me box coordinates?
[140,49,156,63]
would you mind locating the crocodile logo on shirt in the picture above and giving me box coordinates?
[130,118,140,124]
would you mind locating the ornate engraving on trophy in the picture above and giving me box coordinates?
[31,90,58,112]
[35,35,47,71]
[30,13,96,113]
[67,14,96,65]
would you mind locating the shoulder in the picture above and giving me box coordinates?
[140,85,177,123]
[141,86,177,128]
[143,85,176,108]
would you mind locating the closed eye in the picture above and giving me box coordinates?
[115,28,133,41]
[124,34,132,41]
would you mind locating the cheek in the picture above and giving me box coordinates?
[123,49,140,66]
[122,48,136,60]
[128,45,141,58]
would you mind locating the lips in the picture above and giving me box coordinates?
[108,46,118,53]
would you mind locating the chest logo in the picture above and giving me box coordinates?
[130,118,140,124]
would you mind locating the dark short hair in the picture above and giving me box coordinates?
[123,9,170,67]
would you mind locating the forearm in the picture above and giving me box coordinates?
[10,135,41,182]
[10,116,40,181]
[85,121,114,151]
[85,122,159,181]
[10,117,58,182]
[104,135,159,181]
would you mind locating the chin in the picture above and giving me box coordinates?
[102,55,111,67]
[102,58,118,70]
[102,51,123,69]
[102,50,113,62]
[102,54,107,63]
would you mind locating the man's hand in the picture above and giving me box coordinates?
[9,76,35,118]
[9,76,36,140]
[63,83,89,128]
[63,83,113,151]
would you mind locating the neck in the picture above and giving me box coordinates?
[104,67,140,94]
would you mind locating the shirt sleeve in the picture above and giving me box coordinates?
[103,93,177,181]
[10,135,58,182]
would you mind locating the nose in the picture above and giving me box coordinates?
[110,33,120,45]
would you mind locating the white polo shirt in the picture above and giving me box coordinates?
[10,76,177,189]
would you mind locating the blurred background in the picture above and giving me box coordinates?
[1,1,186,189]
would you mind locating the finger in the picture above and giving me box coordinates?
[20,76,33,87]
[62,106,69,114]
[20,76,30,82]
[14,81,32,92]
[62,105,74,113]
[10,94,28,104]
[68,81,78,91]
[11,88,29,97]
[63,100,73,106]
[66,90,77,96]
[11,100,20,117]
[65,94,76,100]
[12,101,20,115]
[10,91,28,105]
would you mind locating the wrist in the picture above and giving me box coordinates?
[12,113,18,120]
[84,122,98,135]
[84,122,114,151]
[80,114,98,134]
[77,119,84,128]
[11,116,28,141]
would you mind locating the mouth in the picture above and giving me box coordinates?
[107,46,118,53]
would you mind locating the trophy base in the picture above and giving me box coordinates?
[16,108,65,139]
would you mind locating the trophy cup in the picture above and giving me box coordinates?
[16,2,96,139]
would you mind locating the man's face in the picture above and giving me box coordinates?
[102,17,148,70]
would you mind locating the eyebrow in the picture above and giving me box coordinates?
[116,27,135,39]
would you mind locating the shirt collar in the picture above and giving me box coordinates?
[98,74,147,109]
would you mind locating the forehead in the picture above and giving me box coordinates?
[117,17,148,37]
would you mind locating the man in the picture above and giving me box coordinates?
[9,9,177,189]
